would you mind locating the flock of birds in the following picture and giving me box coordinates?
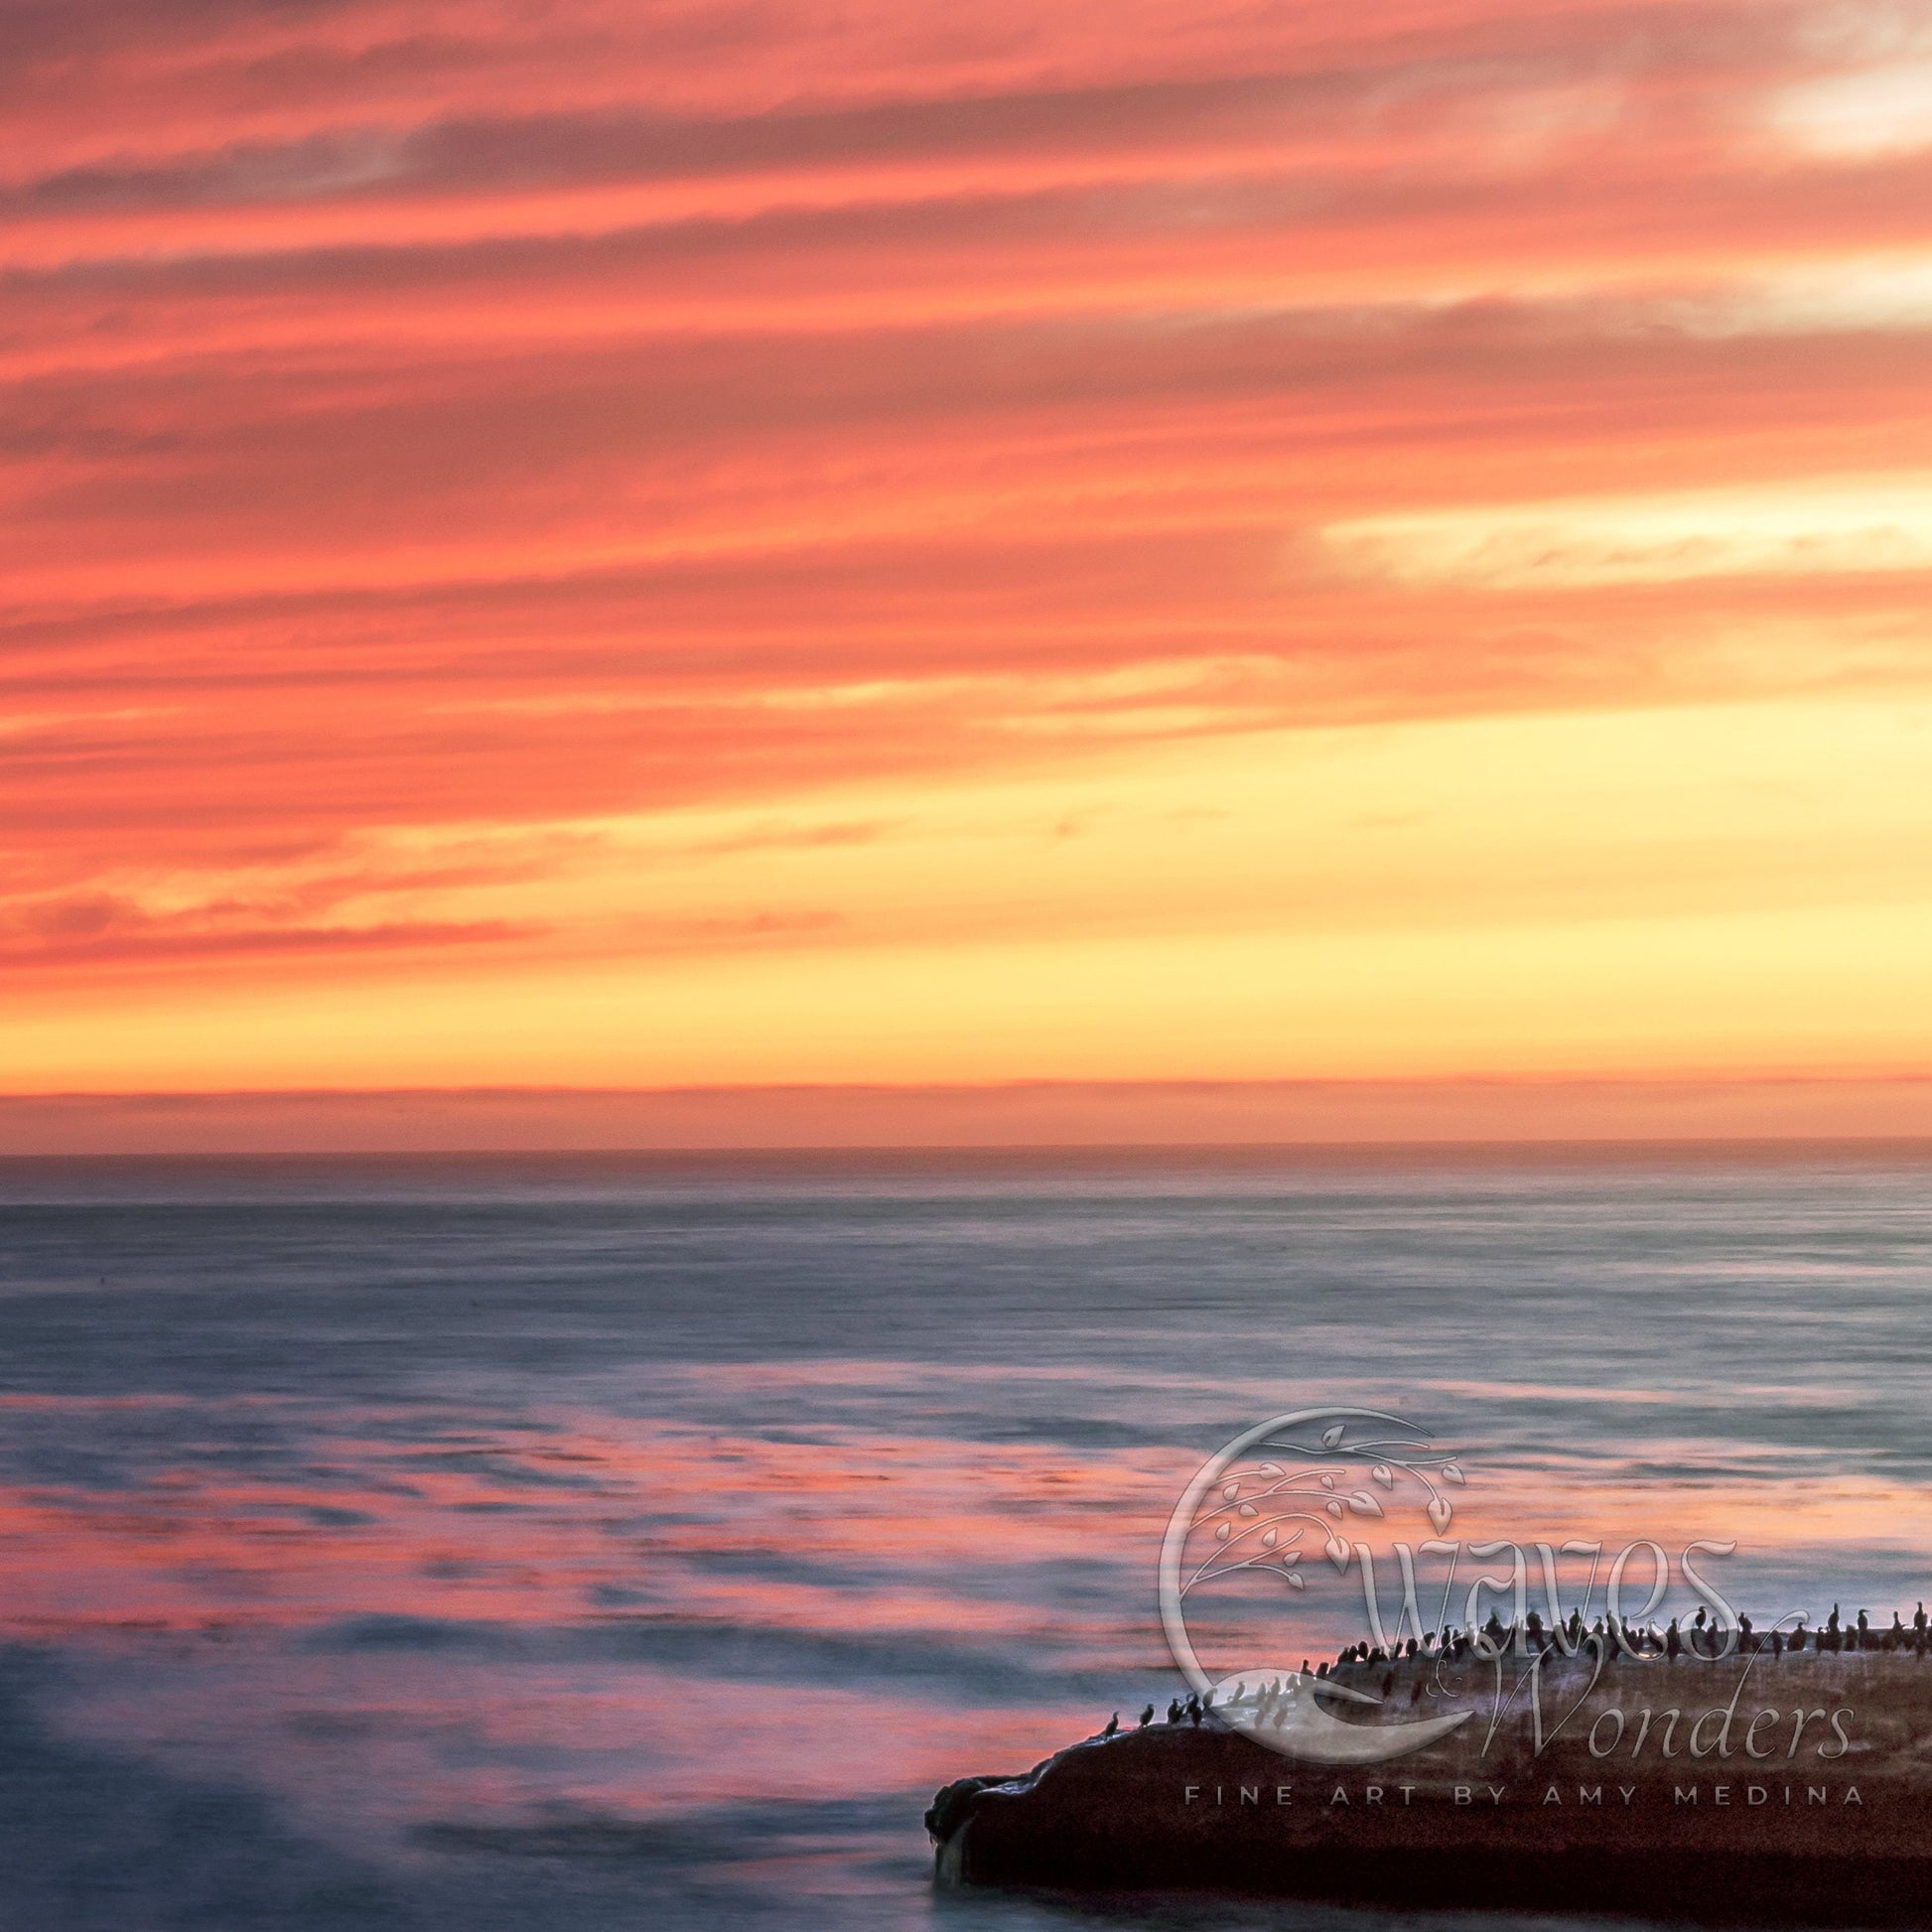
[1097,1602,1932,1736]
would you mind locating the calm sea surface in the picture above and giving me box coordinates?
[2,1147,1931,1931]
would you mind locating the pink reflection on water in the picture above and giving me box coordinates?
[0,1396,1176,1661]
[11,1388,1924,1668]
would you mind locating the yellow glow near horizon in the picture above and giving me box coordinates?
[10,692,1932,1093]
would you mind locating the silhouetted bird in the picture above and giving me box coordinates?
[1139,1704,1155,1727]
[1102,1712,1118,1737]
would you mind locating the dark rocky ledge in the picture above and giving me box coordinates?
[928,1650,1932,1922]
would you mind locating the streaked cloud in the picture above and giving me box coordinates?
[1772,60,1932,157]
[1325,475,1932,589]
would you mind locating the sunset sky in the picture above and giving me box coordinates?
[7,0,1932,1122]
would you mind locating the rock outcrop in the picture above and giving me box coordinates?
[930,1650,1932,1920]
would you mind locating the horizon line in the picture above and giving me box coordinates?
[11,1074,1932,1156]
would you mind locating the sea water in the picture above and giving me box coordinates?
[1,1147,1930,1931]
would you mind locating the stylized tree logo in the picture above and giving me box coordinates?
[1178,1410,1465,1598]
[1158,1406,1476,1764]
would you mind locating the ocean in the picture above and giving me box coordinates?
[1,1146,1929,1931]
